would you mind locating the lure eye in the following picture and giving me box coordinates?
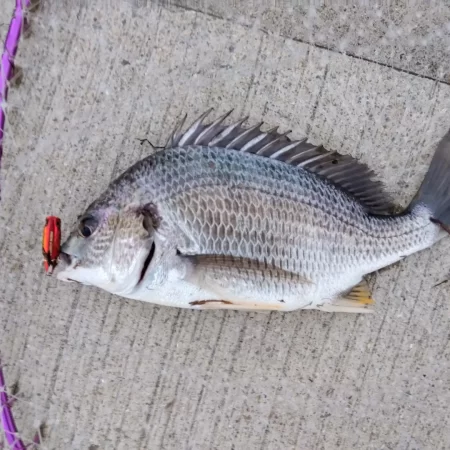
[78,216,97,238]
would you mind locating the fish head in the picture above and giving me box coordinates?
[55,204,156,295]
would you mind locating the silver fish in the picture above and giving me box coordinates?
[55,110,450,313]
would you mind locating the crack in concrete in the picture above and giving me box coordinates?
[169,1,450,87]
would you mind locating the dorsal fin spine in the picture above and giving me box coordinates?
[164,110,394,214]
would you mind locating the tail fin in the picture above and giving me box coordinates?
[411,129,450,231]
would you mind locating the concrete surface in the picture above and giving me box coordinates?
[175,0,450,83]
[0,0,449,449]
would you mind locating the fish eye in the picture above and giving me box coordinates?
[78,215,97,238]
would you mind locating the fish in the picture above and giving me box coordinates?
[54,109,450,313]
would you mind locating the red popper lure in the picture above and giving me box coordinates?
[42,216,61,274]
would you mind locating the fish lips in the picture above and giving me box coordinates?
[53,251,80,283]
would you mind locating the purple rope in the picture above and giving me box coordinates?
[1,2,32,446]
[0,361,25,450]
[0,0,31,201]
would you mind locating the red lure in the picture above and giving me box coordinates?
[42,216,61,274]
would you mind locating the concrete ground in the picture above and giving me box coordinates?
[1,1,449,449]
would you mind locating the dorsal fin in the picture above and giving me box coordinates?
[166,110,395,214]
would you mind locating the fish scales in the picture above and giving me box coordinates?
[97,145,435,306]
[129,146,431,242]
[54,111,450,313]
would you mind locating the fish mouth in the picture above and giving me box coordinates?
[54,251,78,282]
[138,242,156,284]
[59,251,72,266]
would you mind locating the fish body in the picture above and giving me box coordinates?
[55,111,450,313]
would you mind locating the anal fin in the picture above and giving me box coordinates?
[320,280,375,313]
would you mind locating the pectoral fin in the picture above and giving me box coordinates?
[184,254,311,283]
[182,254,310,312]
